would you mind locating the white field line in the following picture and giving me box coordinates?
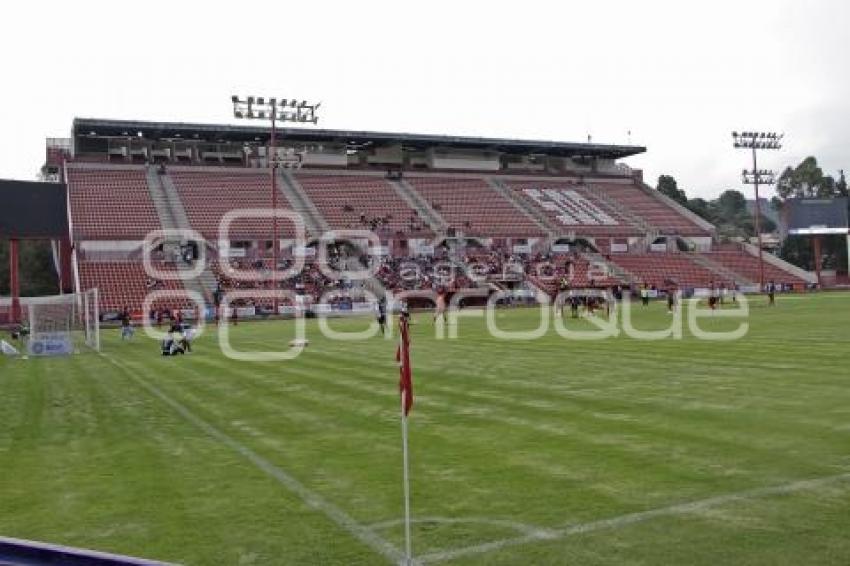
[367,516,554,538]
[418,471,850,564]
[101,354,404,565]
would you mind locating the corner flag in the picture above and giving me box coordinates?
[397,316,413,416]
[396,314,414,564]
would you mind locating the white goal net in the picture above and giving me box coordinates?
[1,289,100,356]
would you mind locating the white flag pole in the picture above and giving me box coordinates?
[400,390,413,565]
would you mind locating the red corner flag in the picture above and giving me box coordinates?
[396,316,413,416]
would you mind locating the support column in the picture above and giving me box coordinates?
[813,236,823,288]
[60,236,73,294]
[10,239,21,324]
[846,234,850,282]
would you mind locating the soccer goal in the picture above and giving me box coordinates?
[4,289,101,356]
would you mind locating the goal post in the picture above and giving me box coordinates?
[7,289,100,356]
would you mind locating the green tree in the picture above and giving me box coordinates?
[656,175,687,205]
[716,189,748,219]
[776,156,837,199]
[772,158,848,273]
[685,197,713,222]
[0,239,58,296]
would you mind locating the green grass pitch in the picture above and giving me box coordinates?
[1,293,849,565]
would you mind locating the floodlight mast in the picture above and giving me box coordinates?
[732,131,783,290]
[231,95,320,312]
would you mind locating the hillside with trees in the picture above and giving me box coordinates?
[0,239,58,296]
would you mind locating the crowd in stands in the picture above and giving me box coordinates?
[89,239,809,321]
[343,210,428,237]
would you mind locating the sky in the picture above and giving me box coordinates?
[1,0,848,199]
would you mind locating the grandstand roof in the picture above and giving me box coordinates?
[72,118,645,159]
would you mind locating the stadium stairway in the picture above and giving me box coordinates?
[149,169,218,301]
[145,166,180,233]
[741,242,816,284]
[158,174,194,234]
[581,251,635,285]
[637,181,717,235]
[688,252,755,287]
[485,177,558,238]
[388,178,449,234]
[278,170,330,236]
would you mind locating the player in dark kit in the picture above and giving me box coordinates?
[708,283,718,310]
[767,280,776,306]
[120,307,134,340]
[376,297,387,336]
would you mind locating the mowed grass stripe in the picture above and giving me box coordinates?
[102,353,404,564]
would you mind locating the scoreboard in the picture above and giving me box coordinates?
[785,197,849,235]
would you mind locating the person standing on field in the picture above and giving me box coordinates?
[120,307,134,340]
[434,288,448,324]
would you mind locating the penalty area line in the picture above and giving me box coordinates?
[418,471,850,564]
[100,353,404,565]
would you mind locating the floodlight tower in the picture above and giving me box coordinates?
[732,131,783,290]
[231,95,320,312]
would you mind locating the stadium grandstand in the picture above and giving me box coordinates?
[38,117,813,321]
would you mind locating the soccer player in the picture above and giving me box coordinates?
[376,297,387,336]
[569,291,580,319]
[400,299,411,323]
[640,284,650,307]
[586,294,596,315]
[181,326,195,353]
[767,280,776,306]
[666,287,676,314]
[434,288,448,324]
[120,307,134,340]
[708,283,718,310]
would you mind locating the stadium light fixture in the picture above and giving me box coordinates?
[742,169,776,186]
[232,95,321,125]
[230,93,322,312]
[732,130,783,289]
